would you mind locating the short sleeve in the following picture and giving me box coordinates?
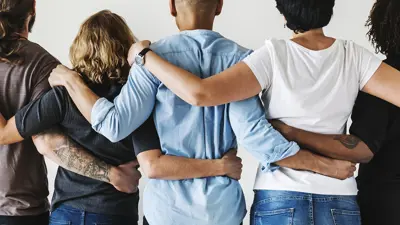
[349,92,389,154]
[352,43,382,90]
[131,114,161,156]
[242,41,274,90]
[15,87,67,138]
[30,54,59,101]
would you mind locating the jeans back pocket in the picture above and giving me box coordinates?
[253,208,294,225]
[331,209,361,225]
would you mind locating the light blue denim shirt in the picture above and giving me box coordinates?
[91,30,300,225]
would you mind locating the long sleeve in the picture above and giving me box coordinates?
[229,96,300,171]
[91,65,159,142]
[15,87,67,138]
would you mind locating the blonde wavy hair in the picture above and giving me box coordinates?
[70,10,135,85]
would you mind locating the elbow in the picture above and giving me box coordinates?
[141,161,161,179]
[102,132,123,143]
[186,92,208,107]
[355,153,374,164]
[183,84,213,107]
[0,134,11,145]
[342,150,374,164]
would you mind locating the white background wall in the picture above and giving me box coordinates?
[31,1,378,224]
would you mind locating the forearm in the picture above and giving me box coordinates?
[287,128,373,163]
[62,75,99,123]
[139,154,225,180]
[276,150,356,180]
[0,116,24,145]
[33,130,113,183]
[143,51,206,105]
[275,150,319,171]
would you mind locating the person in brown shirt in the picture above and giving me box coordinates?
[0,1,143,225]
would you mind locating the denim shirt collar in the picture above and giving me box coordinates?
[179,29,222,38]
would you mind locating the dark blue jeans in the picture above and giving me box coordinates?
[250,190,361,225]
[0,212,49,225]
[50,204,137,225]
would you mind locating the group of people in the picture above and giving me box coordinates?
[0,0,399,225]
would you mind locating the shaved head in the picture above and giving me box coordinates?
[175,0,219,16]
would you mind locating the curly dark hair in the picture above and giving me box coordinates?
[366,0,400,56]
[276,0,335,34]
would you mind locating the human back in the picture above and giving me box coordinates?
[251,38,377,195]
[245,0,382,196]
[0,0,57,218]
[13,10,140,219]
[143,28,251,225]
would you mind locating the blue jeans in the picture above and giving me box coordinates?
[50,204,137,225]
[250,190,361,225]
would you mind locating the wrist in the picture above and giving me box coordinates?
[284,126,298,141]
[312,153,331,175]
[64,73,86,94]
[108,166,119,185]
[216,159,228,176]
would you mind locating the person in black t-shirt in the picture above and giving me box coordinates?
[0,10,243,225]
[350,1,400,224]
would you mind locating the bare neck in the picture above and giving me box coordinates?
[176,13,215,31]
[291,28,335,51]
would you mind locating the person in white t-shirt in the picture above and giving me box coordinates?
[91,1,400,224]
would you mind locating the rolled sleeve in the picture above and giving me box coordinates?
[350,92,389,155]
[229,96,300,171]
[90,65,159,143]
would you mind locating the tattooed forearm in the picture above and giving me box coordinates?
[54,142,111,183]
[334,135,361,149]
[33,130,112,183]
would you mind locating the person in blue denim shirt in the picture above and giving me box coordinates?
[48,0,357,224]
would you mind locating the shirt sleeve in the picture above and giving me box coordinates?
[349,92,389,154]
[131,114,161,156]
[229,96,300,171]
[242,42,274,90]
[30,55,59,101]
[353,43,382,90]
[15,87,67,138]
[91,65,159,143]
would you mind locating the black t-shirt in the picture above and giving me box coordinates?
[15,83,160,218]
[350,55,400,191]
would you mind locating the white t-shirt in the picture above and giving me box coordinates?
[243,39,382,195]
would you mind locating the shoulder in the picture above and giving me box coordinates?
[260,38,289,55]
[151,33,252,58]
[339,39,371,54]
[21,41,59,63]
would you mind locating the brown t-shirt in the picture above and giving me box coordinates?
[0,40,58,216]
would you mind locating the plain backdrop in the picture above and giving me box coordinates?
[30,1,379,224]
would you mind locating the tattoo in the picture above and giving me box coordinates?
[334,135,361,149]
[36,130,111,183]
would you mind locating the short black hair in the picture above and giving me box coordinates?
[276,0,335,33]
[367,0,400,56]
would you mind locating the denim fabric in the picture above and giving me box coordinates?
[50,205,137,225]
[251,190,361,225]
[0,212,49,225]
[91,30,299,225]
